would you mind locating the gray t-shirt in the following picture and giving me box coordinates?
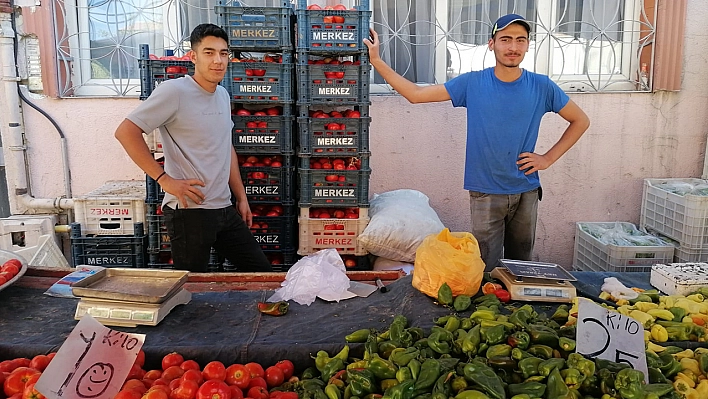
[128,76,233,210]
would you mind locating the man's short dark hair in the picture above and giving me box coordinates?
[190,24,229,49]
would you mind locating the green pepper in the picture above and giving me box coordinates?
[538,358,565,377]
[551,305,570,323]
[597,368,616,396]
[526,324,559,348]
[302,367,320,379]
[396,367,413,383]
[480,324,506,345]
[594,358,630,373]
[369,354,398,380]
[643,383,674,397]
[434,315,452,326]
[663,325,692,341]
[299,379,328,392]
[334,346,350,362]
[698,352,708,375]
[661,345,685,355]
[454,391,490,399]
[560,368,585,390]
[480,320,515,332]
[461,361,506,399]
[657,352,679,376]
[451,376,468,394]
[409,328,425,342]
[365,333,379,360]
[378,341,401,359]
[413,359,441,394]
[471,309,498,322]
[477,343,488,357]
[390,316,413,348]
[432,371,453,397]
[615,368,646,399]
[518,357,543,379]
[526,345,553,359]
[419,348,436,360]
[347,329,372,343]
[546,367,570,399]
[558,324,576,339]
[485,344,511,359]
[444,316,462,333]
[647,367,668,384]
[454,295,472,312]
[509,306,535,330]
[414,338,429,349]
[437,357,460,374]
[507,331,530,350]
[663,357,682,379]
[380,380,399,392]
[579,374,599,397]
[645,351,662,369]
[486,356,516,371]
[508,382,545,398]
[408,359,421,381]
[323,358,346,382]
[474,293,501,305]
[385,379,415,399]
[460,318,474,330]
[428,327,453,355]
[668,307,688,322]
[565,353,595,378]
[558,337,575,352]
[390,347,420,367]
[629,293,653,304]
[438,283,453,306]
[508,396,529,399]
[510,348,533,361]
[462,324,481,356]
[326,384,343,399]
[347,369,377,397]
[315,350,333,372]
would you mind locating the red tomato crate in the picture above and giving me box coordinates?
[215,4,294,50]
[297,52,370,104]
[298,207,369,256]
[296,6,371,53]
[251,204,298,250]
[223,53,294,104]
[298,155,370,207]
[139,45,193,99]
[240,155,296,203]
[146,203,170,255]
[297,114,370,155]
[232,112,295,154]
[148,248,222,272]
[223,249,298,272]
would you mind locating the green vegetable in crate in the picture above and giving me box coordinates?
[347,369,377,397]
[480,319,516,332]
[315,351,333,372]
[526,324,559,347]
[378,341,400,359]
[647,367,668,384]
[461,361,506,399]
[346,329,371,343]
[545,367,570,399]
[486,356,516,371]
[438,283,453,306]
[428,327,453,354]
[509,306,534,331]
[594,358,630,373]
[518,357,543,379]
[474,293,501,306]
[413,359,441,393]
[510,348,533,361]
[460,318,474,331]
[390,347,420,367]
[462,324,481,356]
[597,368,616,396]
[471,309,497,322]
[507,331,530,350]
[566,353,595,378]
[643,383,675,398]
[409,327,425,342]
[368,354,398,380]
[408,359,421,381]
[614,368,646,399]
[454,295,472,312]
[444,316,461,332]
[436,357,460,373]
[507,382,545,398]
[538,358,565,377]
[668,306,688,322]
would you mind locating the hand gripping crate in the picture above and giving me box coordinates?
[296,0,371,53]
[223,53,294,103]
[74,180,147,236]
[640,178,708,249]
[70,222,147,268]
[298,207,369,256]
[297,53,371,104]
[573,222,674,273]
[215,3,294,50]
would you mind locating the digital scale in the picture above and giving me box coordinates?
[490,259,577,303]
[71,268,192,327]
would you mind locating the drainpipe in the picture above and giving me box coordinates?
[0,13,72,213]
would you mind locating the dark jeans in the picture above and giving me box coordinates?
[162,205,272,273]
[469,187,541,271]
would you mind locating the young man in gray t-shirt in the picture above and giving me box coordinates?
[115,24,271,273]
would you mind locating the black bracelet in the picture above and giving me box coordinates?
[155,171,167,183]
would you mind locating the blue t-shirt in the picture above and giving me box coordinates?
[444,68,569,194]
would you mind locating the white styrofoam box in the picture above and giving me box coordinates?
[651,263,708,295]
[0,216,57,252]
[15,234,70,268]
[74,180,146,236]
[640,178,708,249]
[573,222,674,273]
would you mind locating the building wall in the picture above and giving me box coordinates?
[20,0,708,267]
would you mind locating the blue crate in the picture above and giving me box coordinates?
[296,9,371,53]
[232,110,295,154]
[216,4,294,50]
[241,155,296,203]
[297,114,370,155]
[223,54,294,103]
[70,222,147,268]
[297,53,370,104]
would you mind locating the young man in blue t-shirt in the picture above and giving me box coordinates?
[364,14,590,270]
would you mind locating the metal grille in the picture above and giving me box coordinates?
[51,0,656,97]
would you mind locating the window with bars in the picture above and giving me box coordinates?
[51,0,656,97]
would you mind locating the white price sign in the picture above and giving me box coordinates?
[576,298,648,382]
[35,315,145,399]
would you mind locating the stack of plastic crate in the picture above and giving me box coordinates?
[294,0,372,270]
[216,0,298,271]
[640,178,708,262]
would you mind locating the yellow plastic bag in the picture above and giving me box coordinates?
[412,228,485,298]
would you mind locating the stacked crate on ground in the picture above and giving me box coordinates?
[297,207,369,270]
[215,0,294,51]
[297,53,370,105]
[70,222,147,268]
[139,45,194,100]
[73,181,147,237]
[296,0,371,53]
[573,222,675,273]
[640,178,708,262]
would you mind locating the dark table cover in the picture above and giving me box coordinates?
[0,272,658,369]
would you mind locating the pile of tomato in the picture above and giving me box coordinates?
[1,353,54,399]
[0,258,23,287]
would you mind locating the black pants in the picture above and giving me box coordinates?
[162,205,272,273]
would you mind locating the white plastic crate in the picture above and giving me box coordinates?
[15,234,70,268]
[650,263,708,295]
[640,178,708,249]
[0,216,57,252]
[674,246,708,263]
[298,208,369,256]
[573,222,674,273]
[74,181,146,236]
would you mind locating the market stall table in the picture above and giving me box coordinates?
[0,272,656,370]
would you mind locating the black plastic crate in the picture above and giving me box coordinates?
[146,203,170,254]
[297,115,370,155]
[299,169,370,207]
[241,155,296,203]
[139,45,194,100]
[223,249,298,272]
[252,211,297,250]
[215,4,295,50]
[296,9,371,53]
[342,254,372,271]
[148,248,222,272]
[297,103,369,117]
[223,54,294,103]
[70,222,147,268]
[146,173,165,205]
[297,54,370,104]
[232,112,295,154]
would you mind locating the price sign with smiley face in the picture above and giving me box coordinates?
[35,315,145,399]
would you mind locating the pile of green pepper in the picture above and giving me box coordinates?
[280,297,678,399]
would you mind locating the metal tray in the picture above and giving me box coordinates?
[71,268,189,304]
[499,259,577,282]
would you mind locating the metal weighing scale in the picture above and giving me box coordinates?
[71,268,192,327]
[490,259,577,303]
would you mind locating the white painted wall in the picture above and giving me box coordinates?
[20,1,708,267]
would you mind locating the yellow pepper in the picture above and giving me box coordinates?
[647,341,666,353]
[647,308,674,321]
[675,372,697,388]
[617,305,633,316]
[687,294,704,303]
[650,324,669,342]
[696,380,708,397]
[675,299,703,315]
[695,348,708,356]
[673,349,695,360]
[629,310,655,328]
[615,299,630,306]
[697,301,708,314]
[675,378,694,394]
[644,330,651,342]
[598,292,611,300]
[635,302,659,312]
[681,358,702,376]
[685,387,701,399]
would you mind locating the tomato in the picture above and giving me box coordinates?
[236,109,251,116]
[264,367,284,388]
[169,379,198,399]
[143,388,169,399]
[12,359,30,369]
[162,353,185,371]
[274,360,294,380]
[3,259,22,269]
[225,365,250,390]
[333,4,347,10]
[481,282,503,295]
[0,361,16,373]
[127,363,146,380]
[333,16,345,24]
[27,355,50,371]
[4,367,41,397]
[115,390,143,399]
[165,66,183,74]
[247,386,269,399]
[1,264,19,275]
[169,379,181,391]
[148,385,172,396]
[202,361,226,382]
[494,288,511,303]
[162,366,185,381]
[196,380,231,399]
[181,369,203,385]
[344,259,357,268]
[135,350,146,368]
[229,385,243,399]
[145,370,163,380]
[122,379,147,394]
[22,374,43,399]
[307,4,321,10]
[348,111,360,118]
[247,377,267,390]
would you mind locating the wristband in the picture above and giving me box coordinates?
[155,171,167,183]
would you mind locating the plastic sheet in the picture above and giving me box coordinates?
[579,222,670,247]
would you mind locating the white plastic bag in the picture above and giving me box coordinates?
[358,189,445,263]
[601,277,639,300]
[267,249,351,305]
